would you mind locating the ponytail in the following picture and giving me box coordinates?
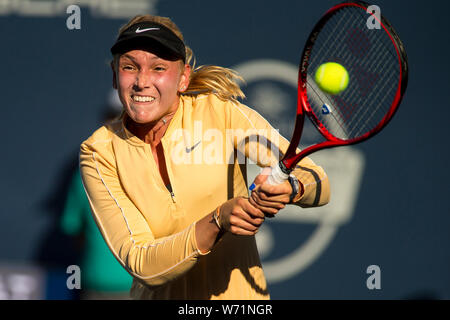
[184,47,245,102]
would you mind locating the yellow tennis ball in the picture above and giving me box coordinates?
[315,62,349,95]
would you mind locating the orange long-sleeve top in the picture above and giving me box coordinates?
[79,93,330,299]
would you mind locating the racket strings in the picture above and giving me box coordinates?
[306,76,349,138]
[305,10,363,138]
[306,5,400,141]
[349,47,397,136]
[311,12,352,64]
[309,9,365,137]
[348,12,398,132]
[351,64,397,137]
[340,7,398,123]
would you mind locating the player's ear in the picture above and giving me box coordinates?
[178,63,191,93]
[111,60,117,90]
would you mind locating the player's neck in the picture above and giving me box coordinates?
[125,114,174,147]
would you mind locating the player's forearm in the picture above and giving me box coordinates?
[292,161,330,207]
[118,224,203,287]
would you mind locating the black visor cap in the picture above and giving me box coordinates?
[111,22,186,62]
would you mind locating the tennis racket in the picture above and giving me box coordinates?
[253,1,409,188]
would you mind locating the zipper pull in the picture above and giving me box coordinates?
[170,191,176,203]
[167,184,176,203]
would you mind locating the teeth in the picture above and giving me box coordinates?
[132,95,155,102]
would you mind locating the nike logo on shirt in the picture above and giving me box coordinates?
[185,141,201,153]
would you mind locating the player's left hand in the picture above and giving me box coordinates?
[249,168,292,216]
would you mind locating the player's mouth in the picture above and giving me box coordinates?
[131,95,156,103]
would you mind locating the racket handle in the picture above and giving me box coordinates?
[249,163,289,191]
[266,162,290,186]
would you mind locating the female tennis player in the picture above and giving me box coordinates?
[79,14,330,299]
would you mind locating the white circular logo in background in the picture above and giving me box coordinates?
[233,59,366,283]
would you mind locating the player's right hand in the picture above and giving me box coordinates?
[218,197,265,236]
[249,168,290,217]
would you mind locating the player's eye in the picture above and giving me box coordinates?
[121,65,136,71]
[154,65,167,72]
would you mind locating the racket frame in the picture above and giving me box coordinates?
[279,1,408,173]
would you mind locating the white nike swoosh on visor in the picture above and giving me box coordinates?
[135,27,160,33]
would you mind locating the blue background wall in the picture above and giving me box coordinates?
[0,0,448,299]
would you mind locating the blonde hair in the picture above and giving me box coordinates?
[113,15,245,102]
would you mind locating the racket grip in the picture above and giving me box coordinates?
[249,163,290,191]
[266,162,290,185]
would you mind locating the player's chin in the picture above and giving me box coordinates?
[128,108,158,124]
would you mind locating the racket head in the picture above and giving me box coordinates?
[283,1,408,171]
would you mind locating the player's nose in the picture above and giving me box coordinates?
[134,70,152,89]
